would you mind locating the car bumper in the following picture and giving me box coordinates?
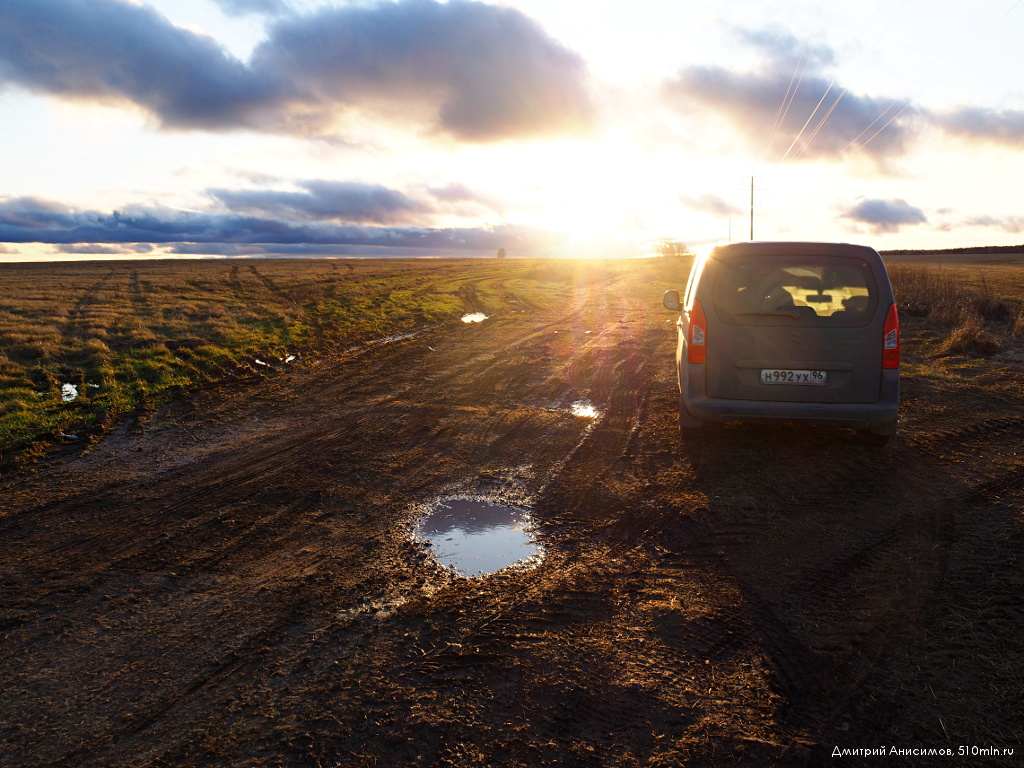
[685,398,898,432]
[681,365,900,434]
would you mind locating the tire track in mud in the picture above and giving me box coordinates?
[642,375,1024,750]
[373,294,806,764]
[40,587,317,768]
[2,287,671,767]
[542,325,1024,755]
[6,306,611,574]
[246,263,279,293]
[59,266,118,346]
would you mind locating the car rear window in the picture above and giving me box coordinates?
[712,254,878,327]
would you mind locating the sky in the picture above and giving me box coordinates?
[1,0,1024,261]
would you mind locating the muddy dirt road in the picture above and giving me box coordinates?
[1,268,1022,766]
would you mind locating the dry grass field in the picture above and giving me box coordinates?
[1,253,1022,766]
[0,258,634,467]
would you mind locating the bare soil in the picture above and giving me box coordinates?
[2,267,1022,766]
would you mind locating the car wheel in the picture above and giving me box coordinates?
[856,430,890,447]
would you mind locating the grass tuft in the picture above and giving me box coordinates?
[1013,307,1024,339]
[934,317,1001,358]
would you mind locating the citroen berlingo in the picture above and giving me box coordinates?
[663,241,900,445]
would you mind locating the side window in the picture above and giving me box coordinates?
[683,255,707,310]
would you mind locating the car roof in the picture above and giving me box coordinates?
[710,241,883,261]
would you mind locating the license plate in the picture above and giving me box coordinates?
[760,369,827,386]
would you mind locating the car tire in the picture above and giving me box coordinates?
[679,424,704,439]
[856,430,890,447]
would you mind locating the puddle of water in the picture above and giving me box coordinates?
[461,312,488,323]
[415,497,542,577]
[570,399,600,419]
[60,383,78,402]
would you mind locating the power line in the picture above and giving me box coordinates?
[766,44,816,151]
[778,0,908,163]
[836,0,1022,160]
[779,78,838,162]
[765,0,828,153]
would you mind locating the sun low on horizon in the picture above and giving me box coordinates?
[2,0,1024,263]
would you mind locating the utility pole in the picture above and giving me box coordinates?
[739,176,764,241]
[750,176,755,240]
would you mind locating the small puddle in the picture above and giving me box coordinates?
[60,383,78,402]
[461,312,488,323]
[415,497,542,577]
[570,399,600,419]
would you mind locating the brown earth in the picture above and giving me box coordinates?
[1,267,1022,766]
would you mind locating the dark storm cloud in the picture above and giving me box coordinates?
[934,107,1024,147]
[839,198,927,234]
[0,0,593,141]
[662,29,915,162]
[54,243,155,255]
[209,181,432,224]
[0,196,562,255]
[164,242,498,258]
[0,0,276,130]
[212,0,291,17]
[678,193,741,217]
[254,0,593,140]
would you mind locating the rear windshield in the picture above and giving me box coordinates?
[712,254,878,327]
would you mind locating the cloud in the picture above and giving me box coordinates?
[662,29,916,162]
[0,0,593,141]
[839,198,927,234]
[212,0,291,17]
[428,182,488,204]
[209,181,433,224]
[0,0,274,131]
[934,107,1024,148]
[53,243,155,255]
[0,195,564,255]
[256,0,594,141]
[737,27,836,71]
[963,214,1024,234]
[425,182,510,216]
[678,193,742,217]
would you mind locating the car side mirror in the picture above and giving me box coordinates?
[663,290,681,312]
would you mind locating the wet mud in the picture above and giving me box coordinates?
[1,269,1022,766]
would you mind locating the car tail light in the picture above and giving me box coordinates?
[882,303,900,369]
[687,299,707,364]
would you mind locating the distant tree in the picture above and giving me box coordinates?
[497,247,507,258]
[656,239,692,261]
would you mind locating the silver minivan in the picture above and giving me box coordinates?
[663,241,900,445]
